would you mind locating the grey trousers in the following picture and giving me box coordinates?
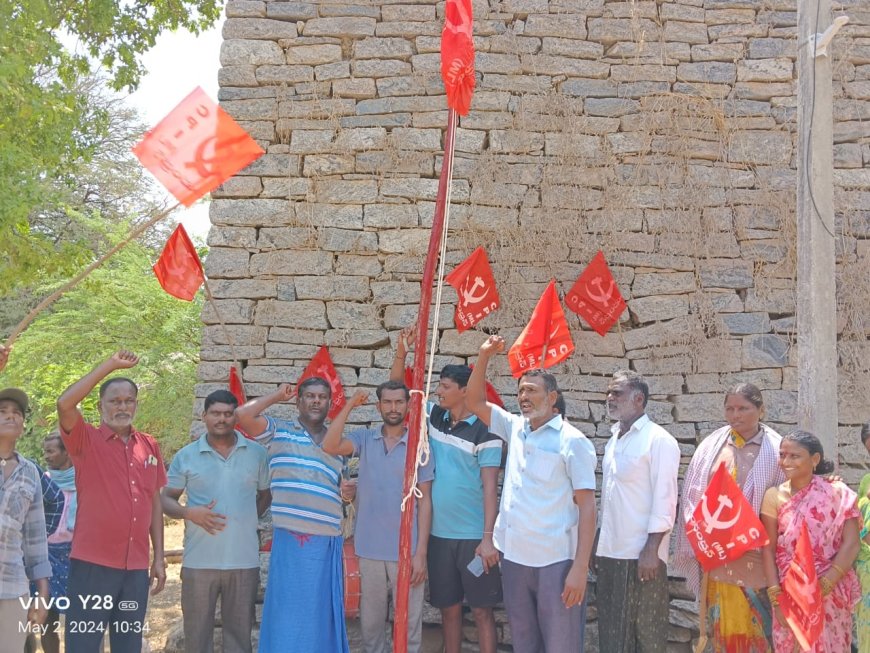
[500,558,588,653]
[595,557,669,653]
[358,557,424,653]
[181,566,259,653]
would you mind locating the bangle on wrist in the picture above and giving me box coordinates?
[831,563,846,577]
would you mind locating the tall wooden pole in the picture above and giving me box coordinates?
[393,108,458,653]
[796,0,838,455]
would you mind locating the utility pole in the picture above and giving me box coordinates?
[796,0,841,456]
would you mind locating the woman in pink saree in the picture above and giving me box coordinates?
[760,431,861,653]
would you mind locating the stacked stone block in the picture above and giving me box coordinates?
[198,0,869,649]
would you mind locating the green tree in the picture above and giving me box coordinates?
[0,0,220,291]
[0,242,204,460]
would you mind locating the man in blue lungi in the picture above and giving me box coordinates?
[236,378,350,653]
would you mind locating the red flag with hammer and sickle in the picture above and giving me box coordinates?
[445,246,500,332]
[133,86,264,206]
[508,280,574,378]
[295,346,347,420]
[685,462,768,572]
[780,521,824,651]
[441,0,475,115]
[565,251,627,336]
[153,224,204,301]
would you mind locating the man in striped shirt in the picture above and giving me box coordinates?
[235,378,349,653]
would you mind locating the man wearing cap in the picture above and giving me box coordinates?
[0,386,51,650]
[57,350,166,653]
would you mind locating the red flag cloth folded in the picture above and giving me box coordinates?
[781,521,824,651]
[565,251,627,336]
[229,365,247,405]
[295,346,347,420]
[684,461,769,572]
[445,246,500,332]
[441,0,475,115]
[133,86,264,206]
[153,224,204,301]
[228,365,253,439]
[508,280,574,378]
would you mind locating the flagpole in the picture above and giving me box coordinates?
[393,107,458,653]
[4,202,181,347]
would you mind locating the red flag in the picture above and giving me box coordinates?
[153,224,204,301]
[685,462,769,572]
[229,365,247,405]
[445,246,500,332]
[133,86,264,206]
[295,346,347,420]
[508,280,574,378]
[565,251,627,336]
[780,522,824,651]
[228,365,253,439]
[441,0,475,115]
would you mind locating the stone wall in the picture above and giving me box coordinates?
[197,0,869,647]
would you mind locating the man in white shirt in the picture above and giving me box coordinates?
[596,370,680,653]
[466,335,597,653]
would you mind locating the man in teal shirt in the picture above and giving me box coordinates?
[391,328,503,653]
[162,390,270,653]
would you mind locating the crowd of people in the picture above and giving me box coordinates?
[0,336,868,653]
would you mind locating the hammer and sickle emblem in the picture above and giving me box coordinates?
[186,134,253,179]
[461,276,488,306]
[700,494,740,534]
[585,276,615,306]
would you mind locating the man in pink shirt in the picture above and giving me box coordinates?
[57,350,166,653]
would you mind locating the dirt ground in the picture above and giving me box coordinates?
[42,520,447,652]
[144,518,185,652]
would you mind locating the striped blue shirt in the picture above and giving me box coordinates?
[256,417,344,536]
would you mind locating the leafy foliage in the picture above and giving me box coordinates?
[0,0,220,292]
[1,243,203,460]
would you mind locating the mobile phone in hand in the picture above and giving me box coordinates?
[466,555,485,577]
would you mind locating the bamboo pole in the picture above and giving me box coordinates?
[4,203,181,347]
[392,108,458,653]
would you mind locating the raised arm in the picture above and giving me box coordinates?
[467,335,505,427]
[57,350,138,432]
[235,383,294,438]
[321,390,367,457]
[389,325,416,383]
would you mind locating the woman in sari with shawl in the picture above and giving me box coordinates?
[760,431,861,653]
[857,422,870,653]
[674,383,783,652]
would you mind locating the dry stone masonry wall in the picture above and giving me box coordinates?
[198,0,869,649]
[203,0,869,481]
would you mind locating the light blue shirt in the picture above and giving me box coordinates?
[348,427,434,561]
[489,407,597,567]
[167,433,269,569]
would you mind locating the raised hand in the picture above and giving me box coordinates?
[348,390,368,409]
[109,350,139,369]
[479,335,505,357]
[276,383,295,402]
[397,325,417,357]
